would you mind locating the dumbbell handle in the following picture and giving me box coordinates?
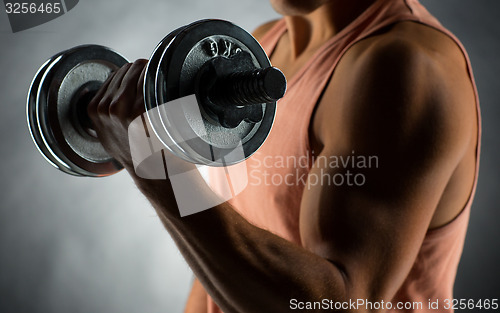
[75,65,286,135]
[209,67,286,107]
[72,81,101,138]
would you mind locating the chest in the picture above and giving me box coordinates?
[269,28,384,156]
[268,35,320,89]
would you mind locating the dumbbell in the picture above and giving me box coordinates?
[27,19,286,177]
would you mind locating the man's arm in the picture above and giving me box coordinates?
[89,33,475,312]
[182,21,281,313]
[301,35,476,301]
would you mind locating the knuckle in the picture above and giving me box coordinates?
[123,63,133,71]
[108,99,121,116]
[96,98,110,115]
[128,59,148,76]
[134,58,148,66]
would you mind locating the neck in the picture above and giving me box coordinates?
[284,0,377,59]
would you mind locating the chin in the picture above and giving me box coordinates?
[270,0,329,16]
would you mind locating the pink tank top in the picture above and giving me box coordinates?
[206,0,481,311]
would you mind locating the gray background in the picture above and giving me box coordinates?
[0,0,498,312]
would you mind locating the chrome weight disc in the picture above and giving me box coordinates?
[145,20,276,166]
[27,45,128,177]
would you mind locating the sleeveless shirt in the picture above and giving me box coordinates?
[206,0,481,311]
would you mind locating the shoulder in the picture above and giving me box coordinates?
[343,21,469,89]
[316,21,476,151]
[353,22,474,125]
[356,22,468,80]
[252,19,280,41]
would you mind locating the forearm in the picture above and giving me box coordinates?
[131,174,349,313]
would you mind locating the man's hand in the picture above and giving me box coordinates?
[87,59,148,170]
[86,58,214,217]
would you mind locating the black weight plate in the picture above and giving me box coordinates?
[27,46,81,173]
[28,51,65,170]
[144,23,194,162]
[154,19,276,166]
[35,45,128,177]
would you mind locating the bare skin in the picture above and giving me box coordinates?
[88,1,478,312]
